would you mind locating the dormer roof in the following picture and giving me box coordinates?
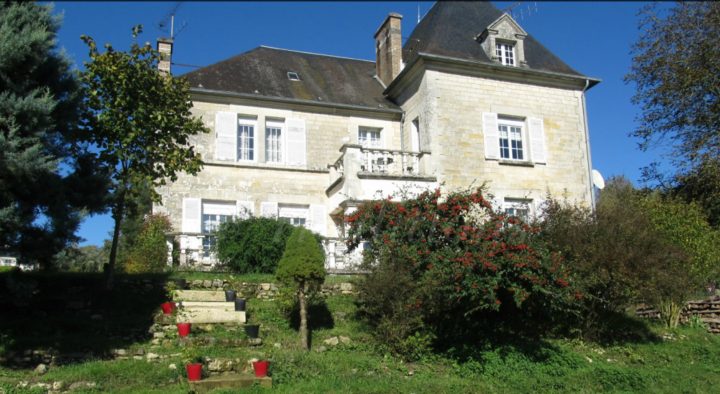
[403,1,585,77]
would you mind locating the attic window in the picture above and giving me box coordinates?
[287,72,301,81]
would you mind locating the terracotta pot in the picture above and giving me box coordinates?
[186,363,202,381]
[177,322,191,337]
[161,302,175,315]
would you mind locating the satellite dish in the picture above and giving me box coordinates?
[592,169,605,190]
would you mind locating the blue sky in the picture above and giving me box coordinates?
[50,1,669,246]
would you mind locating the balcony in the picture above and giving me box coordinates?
[327,144,437,206]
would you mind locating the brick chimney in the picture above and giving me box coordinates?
[374,13,403,86]
[157,38,173,75]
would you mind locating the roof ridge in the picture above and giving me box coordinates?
[258,45,373,63]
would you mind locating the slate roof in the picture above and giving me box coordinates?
[402,1,584,77]
[183,46,399,111]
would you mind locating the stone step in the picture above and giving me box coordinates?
[176,309,246,324]
[174,290,227,302]
[188,375,271,392]
[180,301,236,311]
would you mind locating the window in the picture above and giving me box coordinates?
[279,204,308,228]
[358,127,382,148]
[201,201,236,256]
[411,118,420,152]
[498,118,524,161]
[496,42,515,66]
[265,120,283,163]
[504,199,531,222]
[287,72,300,81]
[237,118,255,161]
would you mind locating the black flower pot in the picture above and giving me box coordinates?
[174,279,187,290]
[224,290,236,302]
[245,324,260,338]
[234,298,246,311]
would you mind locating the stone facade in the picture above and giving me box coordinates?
[155,5,597,271]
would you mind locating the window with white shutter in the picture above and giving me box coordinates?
[215,112,237,161]
[528,117,547,164]
[309,204,327,236]
[265,119,284,163]
[237,117,255,161]
[182,198,202,233]
[279,204,308,227]
[260,202,278,218]
[482,112,500,160]
[285,118,306,166]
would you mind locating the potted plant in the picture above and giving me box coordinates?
[177,322,192,337]
[252,359,270,377]
[224,289,236,302]
[234,298,246,311]
[183,351,204,381]
[244,324,260,339]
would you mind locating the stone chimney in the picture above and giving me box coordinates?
[157,38,174,75]
[374,13,403,86]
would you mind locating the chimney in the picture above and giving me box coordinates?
[374,13,403,86]
[157,38,174,75]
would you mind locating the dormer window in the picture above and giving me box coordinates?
[287,72,301,81]
[495,42,515,66]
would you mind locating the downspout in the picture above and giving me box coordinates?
[580,79,595,210]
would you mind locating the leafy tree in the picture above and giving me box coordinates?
[122,213,172,273]
[276,227,326,350]
[79,26,207,289]
[0,2,107,267]
[54,245,108,272]
[626,3,720,224]
[347,188,576,356]
[215,217,294,273]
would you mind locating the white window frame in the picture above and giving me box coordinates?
[503,198,532,222]
[358,127,382,149]
[201,200,237,257]
[496,42,516,66]
[498,118,526,161]
[265,119,284,164]
[279,204,309,228]
[237,117,256,162]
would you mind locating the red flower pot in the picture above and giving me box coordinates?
[186,363,202,381]
[161,302,175,315]
[177,322,191,337]
[253,360,269,377]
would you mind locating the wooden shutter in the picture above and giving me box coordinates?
[482,112,500,160]
[309,204,327,236]
[260,202,278,218]
[215,111,237,161]
[236,201,254,219]
[182,198,201,233]
[285,118,306,166]
[528,117,547,164]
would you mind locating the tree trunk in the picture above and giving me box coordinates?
[105,188,126,291]
[299,281,309,350]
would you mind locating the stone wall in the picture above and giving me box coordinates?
[636,296,720,334]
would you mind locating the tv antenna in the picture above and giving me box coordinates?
[158,2,188,39]
[502,1,539,22]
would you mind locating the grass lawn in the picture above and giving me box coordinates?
[2,271,720,393]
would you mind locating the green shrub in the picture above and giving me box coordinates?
[121,214,171,273]
[347,187,576,357]
[215,217,294,273]
[276,227,326,350]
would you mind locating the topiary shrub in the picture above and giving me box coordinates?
[276,227,326,350]
[122,214,172,273]
[214,217,294,273]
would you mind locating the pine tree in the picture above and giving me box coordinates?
[0,3,107,267]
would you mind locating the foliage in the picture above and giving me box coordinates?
[215,217,294,273]
[540,177,706,332]
[276,227,326,350]
[626,3,720,226]
[346,187,576,357]
[121,214,171,273]
[53,245,108,272]
[0,2,108,267]
[79,25,208,288]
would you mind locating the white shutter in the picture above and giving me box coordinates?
[285,118,306,166]
[236,201,254,219]
[215,111,237,161]
[528,117,547,164]
[483,112,500,160]
[260,202,278,218]
[309,204,327,236]
[182,198,202,233]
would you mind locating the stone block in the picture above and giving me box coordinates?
[176,309,246,324]
[174,290,226,302]
[188,375,271,393]
[180,301,235,310]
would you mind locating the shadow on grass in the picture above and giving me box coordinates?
[288,301,335,332]
[0,270,170,369]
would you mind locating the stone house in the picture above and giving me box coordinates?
[154,1,600,271]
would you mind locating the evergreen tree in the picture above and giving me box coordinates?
[0,3,107,267]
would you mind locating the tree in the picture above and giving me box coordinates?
[276,227,326,350]
[0,3,107,267]
[626,3,720,224]
[215,217,294,273]
[79,26,207,289]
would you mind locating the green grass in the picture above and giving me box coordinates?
[2,272,720,393]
